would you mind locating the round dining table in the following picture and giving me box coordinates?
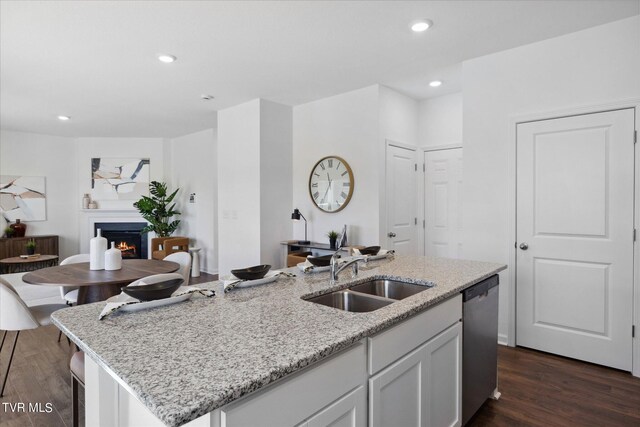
[22,259,179,304]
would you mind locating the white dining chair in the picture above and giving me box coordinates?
[58,254,91,305]
[0,277,67,397]
[163,252,192,285]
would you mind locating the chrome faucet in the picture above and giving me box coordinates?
[330,247,365,285]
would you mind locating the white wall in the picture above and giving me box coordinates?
[379,85,419,146]
[218,100,262,274]
[293,85,419,248]
[462,16,640,344]
[418,93,463,147]
[293,86,380,246]
[260,100,293,269]
[168,129,217,274]
[0,130,79,258]
[218,99,292,274]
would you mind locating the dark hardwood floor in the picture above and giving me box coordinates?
[468,346,640,426]
[0,272,217,427]
[2,283,639,426]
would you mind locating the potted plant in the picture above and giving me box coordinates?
[25,238,36,255]
[133,181,181,237]
[4,226,14,238]
[327,230,339,250]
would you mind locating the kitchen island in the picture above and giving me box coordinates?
[52,255,505,427]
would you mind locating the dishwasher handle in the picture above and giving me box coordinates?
[463,275,499,302]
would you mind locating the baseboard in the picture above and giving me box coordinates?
[498,333,509,346]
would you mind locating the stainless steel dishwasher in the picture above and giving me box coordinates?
[462,274,499,425]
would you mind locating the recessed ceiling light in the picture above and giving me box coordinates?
[157,54,177,63]
[411,19,433,32]
[57,115,70,121]
[429,80,442,87]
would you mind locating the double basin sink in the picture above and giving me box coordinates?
[306,278,434,313]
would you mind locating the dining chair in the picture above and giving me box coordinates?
[0,277,67,397]
[70,350,85,427]
[151,237,189,260]
[56,254,90,342]
[163,252,192,285]
[58,254,91,305]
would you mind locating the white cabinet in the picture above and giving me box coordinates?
[369,342,426,427]
[302,386,367,427]
[422,322,462,427]
[86,296,465,427]
[218,342,367,427]
[369,322,462,427]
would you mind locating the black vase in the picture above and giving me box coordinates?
[26,246,35,255]
[329,237,337,250]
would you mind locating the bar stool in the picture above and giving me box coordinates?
[70,351,85,427]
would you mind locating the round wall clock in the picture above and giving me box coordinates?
[308,155,354,213]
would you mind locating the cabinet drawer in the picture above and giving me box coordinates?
[367,294,461,375]
[220,341,367,427]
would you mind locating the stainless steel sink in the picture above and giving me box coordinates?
[349,279,432,300]
[305,278,434,312]
[307,291,393,312]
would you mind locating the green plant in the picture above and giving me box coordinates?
[4,227,13,238]
[327,230,339,239]
[133,181,181,237]
[26,239,36,249]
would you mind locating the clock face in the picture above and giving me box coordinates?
[308,156,354,213]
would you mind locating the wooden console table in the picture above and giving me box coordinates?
[0,255,59,274]
[0,235,59,259]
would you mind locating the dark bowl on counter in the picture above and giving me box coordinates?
[122,278,184,301]
[306,255,333,267]
[231,264,271,280]
[359,246,381,256]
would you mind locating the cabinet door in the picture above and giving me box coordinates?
[369,322,462,427]
[423,322,462,427]
[305,386,366,427]
[369,344,426,427]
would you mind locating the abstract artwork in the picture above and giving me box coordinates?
[0,176,47,221]
[91,158,150,201]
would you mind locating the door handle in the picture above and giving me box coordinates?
[388,232,397,238]
[519,243,529,250]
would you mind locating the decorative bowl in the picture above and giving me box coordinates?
[122,278,184,301]
[359,246,381,256]
[231,264,271,280]
[306,255,333,267]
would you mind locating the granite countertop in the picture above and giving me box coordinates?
[52,255,506,427]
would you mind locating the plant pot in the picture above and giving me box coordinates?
[26,247,35,255]
[329,237,337,250]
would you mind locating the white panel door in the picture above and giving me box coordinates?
[516,109,635,370]
[424,149,463,258]
[386,144,418,255]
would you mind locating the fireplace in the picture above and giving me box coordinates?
[95,222,148,259]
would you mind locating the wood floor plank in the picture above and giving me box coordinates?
[468,346,640,426]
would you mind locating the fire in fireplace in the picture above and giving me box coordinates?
[95,222,148,259]
[116,241,138,258]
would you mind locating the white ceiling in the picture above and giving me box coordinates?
[1,0,638,138]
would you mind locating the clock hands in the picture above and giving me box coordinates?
[321,172,332,204]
